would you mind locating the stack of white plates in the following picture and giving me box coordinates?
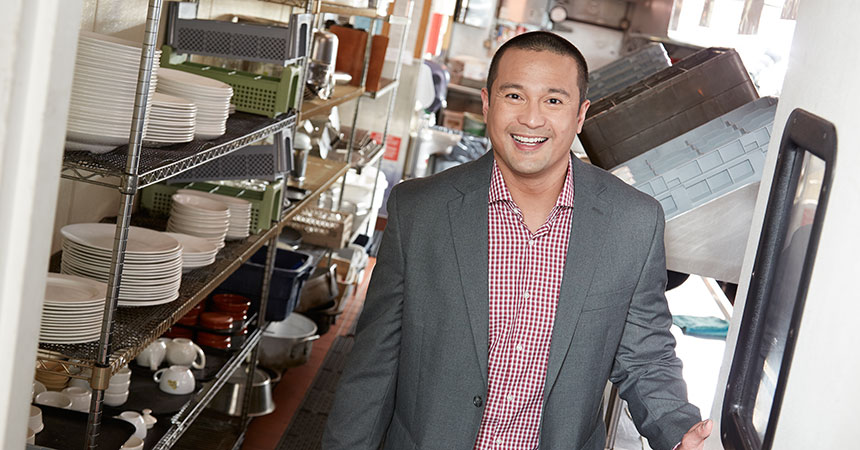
[166,194,231,249]
[67,31,160,153]
[177,189,252,240]
[164,232,219,272]
[40,274,108,344]
[156,68,233,140]
[144,92,197,144]
[60,224,182,306]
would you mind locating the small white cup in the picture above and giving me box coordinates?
[116,411,146,439]
[68,378,91,390]
[107,379,131,394]
[26,428,35,445]
[61,386,92,412]
[28,406,43,434]
[104,390,129,407]
[35,391,72,409]
[111,366,132,384]
[137,339,168,371]
[165,338,206,369]
[32,381,46,400]
[153,365,195,395]
[120,436,144,450]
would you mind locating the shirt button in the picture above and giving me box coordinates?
[473,395,483,407]
[516,343,524,351]
[496,437,503,445]
[506,394,514,402]
[523,291,531,300]
[528,239,535,247]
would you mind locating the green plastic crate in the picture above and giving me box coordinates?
[160,45,302,118]
[140,179,284,234]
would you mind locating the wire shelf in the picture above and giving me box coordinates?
[38,220,279,374]
[61,112,296,190]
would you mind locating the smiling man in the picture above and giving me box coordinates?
[323,31,710,450]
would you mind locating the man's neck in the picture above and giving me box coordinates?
[496,157,569,233]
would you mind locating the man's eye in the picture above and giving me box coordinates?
[506,93,521,100]
[548,98,562,105]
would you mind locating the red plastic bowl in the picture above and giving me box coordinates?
[197,332,231,349]
[211,294,251,313]
[199,312,234,330]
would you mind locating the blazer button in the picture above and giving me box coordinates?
[473,395,483,407]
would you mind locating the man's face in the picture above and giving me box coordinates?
[481,48,590,183]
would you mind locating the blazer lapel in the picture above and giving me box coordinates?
[543,157,613,398]
[448,151,494,386]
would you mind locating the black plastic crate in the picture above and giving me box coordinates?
[581,47,759,169]
[217,246,313,321]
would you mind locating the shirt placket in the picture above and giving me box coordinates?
[494,204,548,448]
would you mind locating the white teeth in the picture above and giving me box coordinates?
[512,134,548,144]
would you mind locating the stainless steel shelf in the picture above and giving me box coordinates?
[300,84,364,121]
[61,112,296,190]
[319,2,407,22]
[363,78,399,99]
[152,327,265,450]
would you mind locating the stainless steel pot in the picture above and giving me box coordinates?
[210,367,275,417]
[260,313,319,371]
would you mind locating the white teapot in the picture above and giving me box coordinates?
[165,338,206,369]
[153,365,195,395]
[136,338,169,371]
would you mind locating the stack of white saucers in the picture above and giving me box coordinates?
[166,194,231,249]
[66,31,160,153]
[40,274,108,344]
[156,68,233,140]
[177,189,252,240]
[60,224,182,306]
[144,92,197,144]
[164,232,219,272]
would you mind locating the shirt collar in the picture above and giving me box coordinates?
[489,154,575,209]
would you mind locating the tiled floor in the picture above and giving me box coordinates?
[241,259,375,450]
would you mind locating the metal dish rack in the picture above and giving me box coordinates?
[36,1,355,449]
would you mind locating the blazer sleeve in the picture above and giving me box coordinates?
[609,202,702,450]
[322,186,405,450]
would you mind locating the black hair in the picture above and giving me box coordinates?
[486,31,589,105]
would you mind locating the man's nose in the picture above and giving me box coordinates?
[517,100,545,129]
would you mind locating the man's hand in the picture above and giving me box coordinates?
[677,419,713,450]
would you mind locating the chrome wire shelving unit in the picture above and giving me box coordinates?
[35,0,355,449]
[307,0,413,240]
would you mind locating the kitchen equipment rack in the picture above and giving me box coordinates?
[61,112,295,190]
[306,0,413,239]
[38,0,354,448]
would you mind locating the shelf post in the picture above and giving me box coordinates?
[364,0,413,235]
[239,234,279,422]
[84,1,164,448]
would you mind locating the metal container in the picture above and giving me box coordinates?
[209,367,275,417]
[260,313,320,371]
[307,30,338,99]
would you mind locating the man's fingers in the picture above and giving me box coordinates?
[696,419,713,438]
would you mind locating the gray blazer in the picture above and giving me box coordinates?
[322,151,700,450]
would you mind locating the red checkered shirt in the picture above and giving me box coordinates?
[474,156,575,450]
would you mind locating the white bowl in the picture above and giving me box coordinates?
[111,366,132,384]
[103,390,128,407]
[35,391,73,409]
[106,379,131,394]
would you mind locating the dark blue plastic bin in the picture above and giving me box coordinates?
[218,246,314,321]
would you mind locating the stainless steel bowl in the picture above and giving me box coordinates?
[209,367,275,417]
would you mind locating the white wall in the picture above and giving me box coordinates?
[0,0,81,447]
[706,0,860,448]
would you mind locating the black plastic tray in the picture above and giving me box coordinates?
[34,405,136,449]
